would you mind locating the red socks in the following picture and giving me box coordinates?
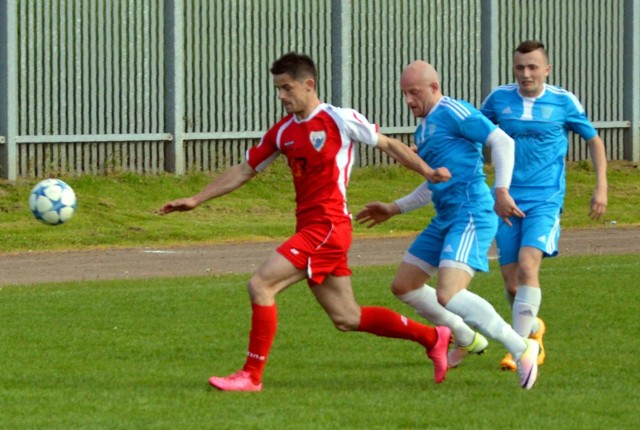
[359,306,437,349]
[240,304,437,384]
[242,303,278,384]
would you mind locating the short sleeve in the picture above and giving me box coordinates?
[327,106,380,147]
[564,93,598,141]
[246,126,281,172]
[480,94,497,122]
[458,110,497,146]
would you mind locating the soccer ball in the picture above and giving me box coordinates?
[29,179,77,225]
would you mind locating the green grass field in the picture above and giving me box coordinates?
[1,162,639,429]
[1,256,638,429]
[0,161,638,252]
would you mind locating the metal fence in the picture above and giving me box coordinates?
[486,0,636,162]
[1,0,639,180]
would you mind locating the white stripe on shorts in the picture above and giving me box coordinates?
[456,215,476,263]
[546,214,561,255]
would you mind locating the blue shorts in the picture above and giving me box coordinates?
[495,200,562,265]
[407,206,498,273]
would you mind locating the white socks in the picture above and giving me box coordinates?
[445,289,526,356]
[512,285,541,337]
[397,285,476,347]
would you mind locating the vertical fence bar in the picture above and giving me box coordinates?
[51,0,61,136]
[164,0,184,174]
[212,0,223,134]
[250,0,262,131]
[0,0,18,179]
[151,1,162,136]
[481,0,500,100]
[331,0,352,108]
[135,0,143,134]
[222,3,232,132]
[624,0,640,161]
[105,0,114,138]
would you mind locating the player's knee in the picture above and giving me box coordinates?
[518,252,542,279]
[505,283,518,297]
[500,265,520,294]
[247,276,273,304]
[502,276,518,295]
[517,262,539,284]
[435,288,452,306]
[390,279,411,296]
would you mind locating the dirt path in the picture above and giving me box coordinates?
[0,227,638,287]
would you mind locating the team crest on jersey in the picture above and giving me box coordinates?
[428,123,437,137]
[310,131,326,151]
[542,107,553,119]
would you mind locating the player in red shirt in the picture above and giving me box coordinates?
[160,52,451,392]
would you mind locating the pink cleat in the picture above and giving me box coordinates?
[209,370,263,392]
[427,326,452,383]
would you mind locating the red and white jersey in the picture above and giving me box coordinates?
[246,103,379,225]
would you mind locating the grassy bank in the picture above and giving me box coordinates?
[0,160,638,253]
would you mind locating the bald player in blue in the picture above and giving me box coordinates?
[356,60,540,389]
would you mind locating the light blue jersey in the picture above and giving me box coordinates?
[415,96,497,216]
[407,96,499,272]
[481,83,597,203]
[481,83,597,264]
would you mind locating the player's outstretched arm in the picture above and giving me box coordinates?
[587,135,608,220]
[159,162,257,215]
[355,202,401,228]
[376,134,451,183]
[356,181,433,228]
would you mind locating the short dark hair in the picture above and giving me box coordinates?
[270,52,317,81]
[514,40,548,59]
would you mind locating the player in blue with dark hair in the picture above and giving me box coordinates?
[480,40,608,371]
[356,60,540,389]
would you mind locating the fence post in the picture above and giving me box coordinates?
[624,0,640,162]
[480,0,500,163]
[480,0,500,101]
[164,0,185,174]
[330,0,352,108]
[0,0,18,180]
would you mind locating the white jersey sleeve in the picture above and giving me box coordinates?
[485,128,515,189]
[326,105,380,147]
[395,181,433,213]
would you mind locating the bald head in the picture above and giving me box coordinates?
[401,61,440,87]
[400,61,442,118]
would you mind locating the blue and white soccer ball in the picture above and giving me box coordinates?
[29,179,77,225]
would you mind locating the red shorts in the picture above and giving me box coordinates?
[277,219,352,286]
